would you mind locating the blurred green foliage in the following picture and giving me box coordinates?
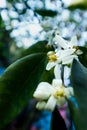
[0,0,87,130]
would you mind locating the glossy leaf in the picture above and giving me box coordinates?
[68,59,87,130]
[0,53,47,129]
[19,40,53,58]
[40,69,54,83]
[78,46,87,67]
[68,98,84,130]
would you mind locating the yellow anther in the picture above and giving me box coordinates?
[54,89,65,98]
[47,51,57,62]
[49,55,57,62]
[47,51,55,56]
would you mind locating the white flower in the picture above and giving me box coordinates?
[53,35,83,55]
[53,35,68,49]
[54,64,61,79]
[33,79,74,111]
[46,49,77,71]
[53,35,76,49]
[64,66,71,79]
[36,101,46,110]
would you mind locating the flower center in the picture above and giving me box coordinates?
[47,51,57,62]
[54,89,65,98]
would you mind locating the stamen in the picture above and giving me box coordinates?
[47,51,57,62]
[54,89,65,98]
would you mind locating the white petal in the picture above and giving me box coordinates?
[64,66,71,79]
[60,49,75,59]
[69,36,77,47]
[55,50,64,63]
[36,101,46,110]
[56,49,63,56]
[62,55,77,65]
[45,96,57,111]
[56,97,66,107]
[54,35,68,49]
[33,82,54,100]
[64,87,74,98]
[76,49,83,55]
[52,79,62,89]
[54,64,61,79]
[46,62,56,70]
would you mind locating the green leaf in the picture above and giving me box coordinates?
[68,98,84,130]
[40,69,54,83]
[68,59,87,130]
[18,40,53,58]
[51,107,67,130]
[0,53,47,129]
[78,46,87,67]
[35,9,57,17]
[67,0,87,10]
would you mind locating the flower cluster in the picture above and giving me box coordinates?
[33,34,82,111]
